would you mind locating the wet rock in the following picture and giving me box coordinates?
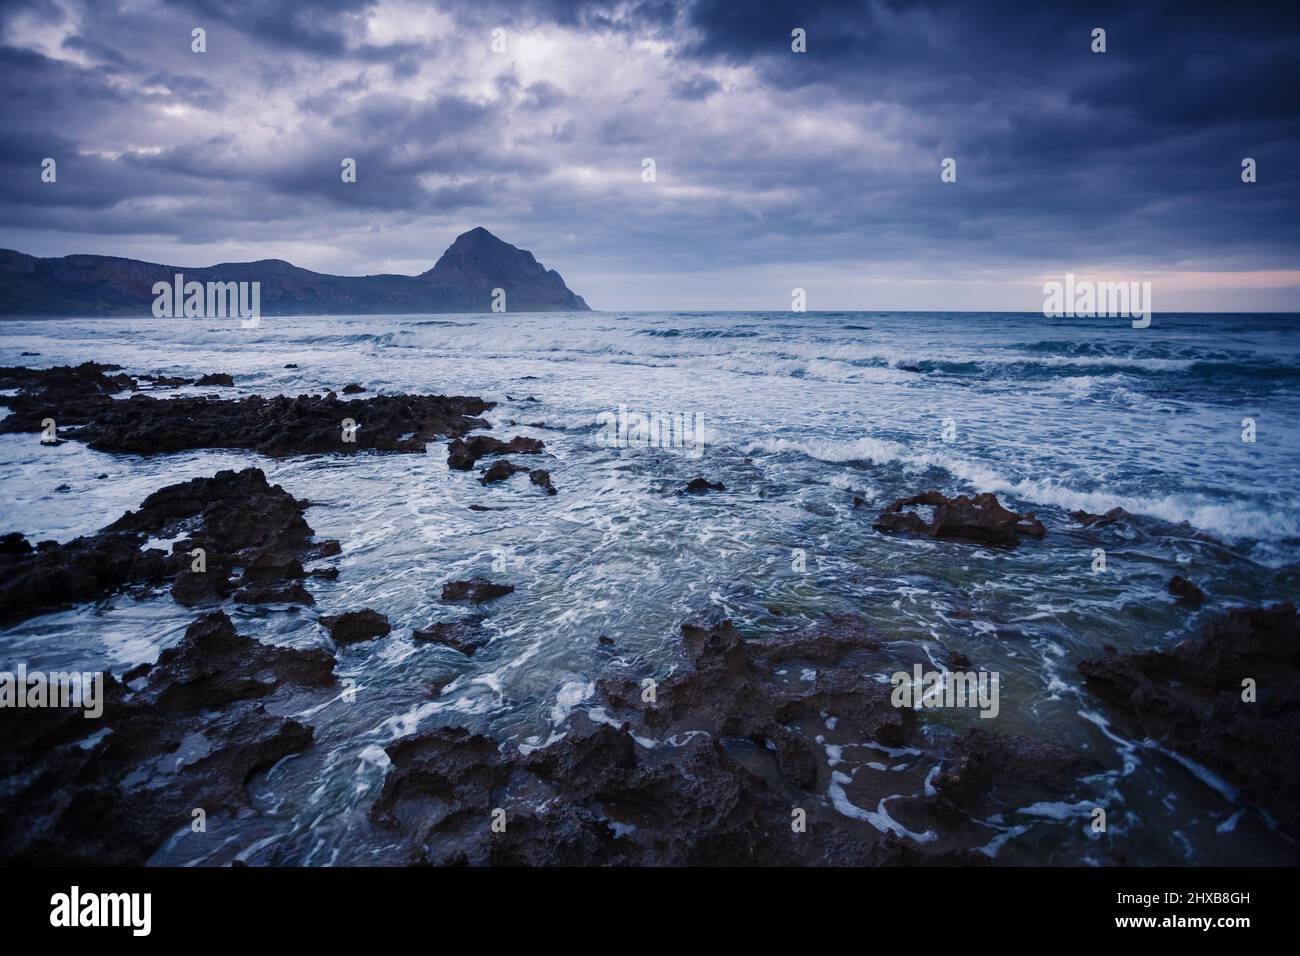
[369,727,510,839]
[375,703,947,866]
[284,363,299,369]
[341,383,366,394]
[931,728,1102,823]
[446,434,544,471]
[234,582,315,606]
[317,540,342,557]
[138,610,336,712]
[0,365,492,457]
[480,459,526,484]
[0,611,334,865]
[320,609,391,645]
[0,532,32,556]
[441,578,514,604]
[598,634,614,646]
[680,477,725,494]
[426,675,457,697]
[195,372,235,387]
[370,711,914,867]
[137,373,193,387]
[606,617,911,777]
[1080,603,1300,838]
[1071,507,1131,528]
[0,528,169,625]
[103,467,317,612]
[1168,574,1206,605]
[0,362,136,404]
[412,617,489,656]
[528,469,557,495]
[368,612,1099,866]
[308,566,339,580]
[467,504,504,512]
[874,491,1046,547]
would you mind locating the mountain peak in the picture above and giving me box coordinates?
[0,228,591,315]
[421,228,589,311]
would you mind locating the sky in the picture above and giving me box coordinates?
[1,0,1298,312]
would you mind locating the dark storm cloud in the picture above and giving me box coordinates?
[0,0,1296,307]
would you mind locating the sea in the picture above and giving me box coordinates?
[1,309,1298,865]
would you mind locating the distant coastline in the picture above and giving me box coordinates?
[0,227,590,317]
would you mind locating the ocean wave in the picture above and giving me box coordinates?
[741,435,1297,540]
[635,327,760,339]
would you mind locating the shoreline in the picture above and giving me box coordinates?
[0,360,1297,865]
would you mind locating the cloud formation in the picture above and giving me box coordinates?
[1,0,1297,310]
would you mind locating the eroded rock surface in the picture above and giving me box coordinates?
[446,434,544,471]
[875,491,1046,547]
[680,477,725,494]
[441,579,514,604]
[0,467,318,623]
[320,609,391,645]
[413,617,489,656]
[0,364,491,456]
[528,469,557,495]
[1168,574,1207,605]
[369,615,1105,865]
[0,611,335,865]
[1080,603,1300,838]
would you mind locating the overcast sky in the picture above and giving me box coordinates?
[1,0,1298,311]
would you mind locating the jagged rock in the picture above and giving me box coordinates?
[680,477,725,494]
[441,578,514,604]
[367,610,1118,865]
[412,617,489,656]
[874,491,1046,547]
[342,383,366,394]
[480,459,526,484]
[195,373,234,387]
[1080,603,1300,838]
[529,469,557,495]
[0,365,492,457]
[320,609,391,645]
[234,582,315,606]
[446,434,544,471]
[101,467,317,613]
[931,728,1102,823]
[137,373,192,387]
[0,530,167,624]
[0,611,334,865]
[1168,574,1206,605]
[1071,507,1131,527]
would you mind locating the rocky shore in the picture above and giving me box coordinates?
[1,361,1296,866]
